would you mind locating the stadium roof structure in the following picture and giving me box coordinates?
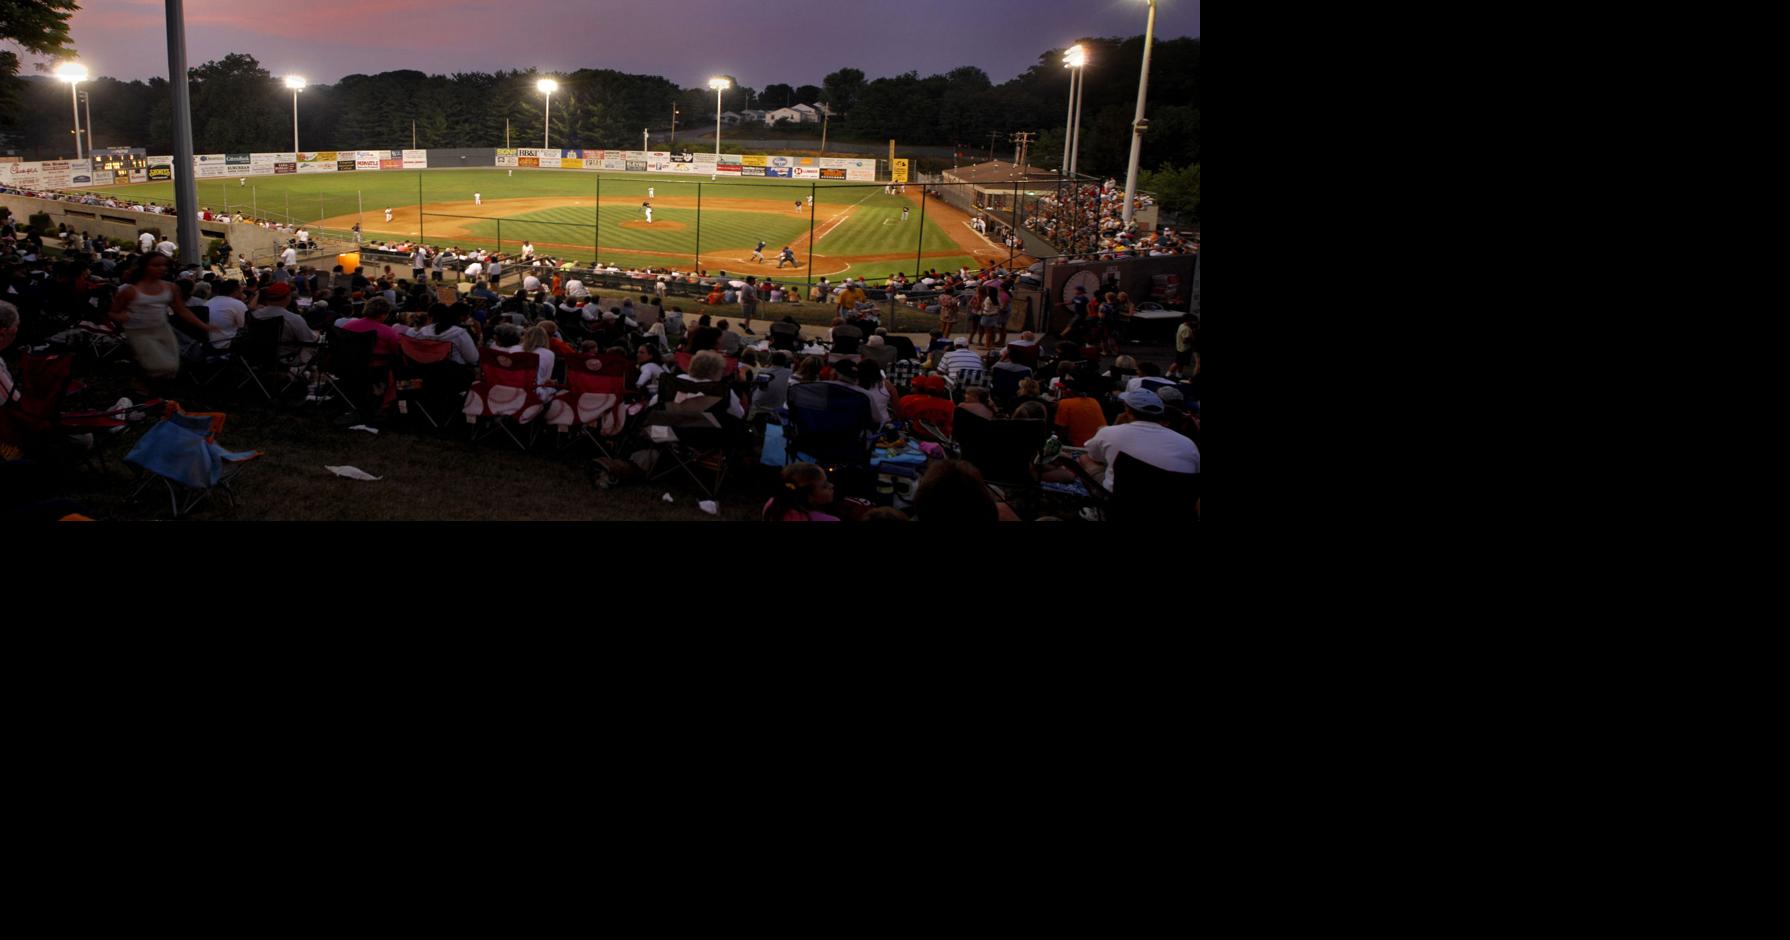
[943,162,1065,188]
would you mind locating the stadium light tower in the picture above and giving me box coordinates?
[285,76,306,154]
[1122,0,1158,227]
[537,78,559,150]
[1061,45,1087,178]
[708,77,731,162]
[55,62,89,159]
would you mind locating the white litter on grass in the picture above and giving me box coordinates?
[347,425,380,435]
[325,466,383,481]
[698,501,719,516]
[661,493,674,503]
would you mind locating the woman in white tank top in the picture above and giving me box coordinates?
[107,253,218,389]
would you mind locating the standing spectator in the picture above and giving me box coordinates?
[108,253,219,393]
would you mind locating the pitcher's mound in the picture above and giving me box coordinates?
[620,220,685,231]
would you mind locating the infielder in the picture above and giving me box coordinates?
[648,186,655,198]
[384,207,394,223]
[474,192,482,206]
[752,240,766,263]
[642,201,653,224]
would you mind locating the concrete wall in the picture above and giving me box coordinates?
[1,191,291,263]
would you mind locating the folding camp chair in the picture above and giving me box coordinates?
[949,368,992,404]
[1110,452,1200,525]
[73,319,126,364]
[124,405,261,519]
[989,365,1033,411]
[951,409,1051,519]
[786,381,875,471]
[462,350,546,449]
[643,376,744,498]
[887,360,923,394]
[862,342,897,372]
[394,336,462,428]
[307,327,380,421]
[768,321,802,352]
[1004,342,1041,368]
[227,313,296,405]
[889,335,919,362]
[546,353,630,455]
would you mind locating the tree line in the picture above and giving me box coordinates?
[0,37,1198,217]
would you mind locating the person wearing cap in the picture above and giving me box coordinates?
[1073,388,1200,492]
[939,336,986,383]
[248,281,317,364]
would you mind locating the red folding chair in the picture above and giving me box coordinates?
[546,353,630,455]
[462,350,545,449]
[395,336,460,428]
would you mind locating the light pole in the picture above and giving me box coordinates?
[1122,0,1158,227]
[671,105,679,148]
[537,78,558,150]
[708,77,731,163]
[55,62,88,159]
[1063,45,1088,177]
[284,76,305,154]
[1061,45,1086,177]
[82,90,94,153]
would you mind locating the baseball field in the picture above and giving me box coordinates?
[77,169,1014,280]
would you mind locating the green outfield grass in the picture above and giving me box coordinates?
[77,168,987,280]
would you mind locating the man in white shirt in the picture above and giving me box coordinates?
[463,260,483,282]
[520,241,535,261]
[295,228,310,244]
[486,257,502,282]
[205,280,249,349]
[1079,389,1200,491]
[939,336,986,381]
[156,238,178,258]
[412,248,428,281]
[280,244,298,268]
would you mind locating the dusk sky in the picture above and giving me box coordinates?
[22,0,1199,89]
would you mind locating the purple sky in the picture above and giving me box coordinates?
[20,0,1198,89]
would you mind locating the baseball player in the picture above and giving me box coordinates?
[794,199,803,212]
[648,186,655,198]
[240,177,246,187]
[474,192,482,206]
[642,201,653,224]
[384,207,394,223]
[778,246,795,269]
[901,206,910,222]
[807,194,814,208]
[752,240,766,263]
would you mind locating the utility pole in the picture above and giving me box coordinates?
[1010,132,1036,174]
[987,131,1000,164]
[671,105,679,148]
[505,117,510,148]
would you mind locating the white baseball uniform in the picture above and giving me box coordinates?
[474,193,482,205]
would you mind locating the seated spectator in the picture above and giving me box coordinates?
[520,323,558,399]
[762,463,839,522]
[751,350,794,417]
[912,459,1017,523]
[414,302,480,369]
[717,319,743,356]
[1052,375,1107,446]
[939,336,986,381]
[247,282,316,364]
[1069,388,1200,492]
[634,344,666,404]
[959,386,997,421]
[898,374,955,439]
[335,297,415,366]
[792,355,823,386]
[678,349,744,420]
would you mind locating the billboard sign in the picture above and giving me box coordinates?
[402,149,428,168]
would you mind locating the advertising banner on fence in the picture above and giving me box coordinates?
[561,157,583,169]
[402,149,427,169]
[519,157,540,168]
[892,159,909,183]
[9,163,41,187]
[716,164,742,176]
[742,155,767,167]
[356,150,383,170]
[793,167,820,179]
[739,166,766,177]
[148,157,173,181]
[251,152,289,167]
[227,153,251,166]
[274,162,296,174]
[380,159,403,170]
[337,160,358,172]
[671,162,696,173]
[518,148,559,162]
[765,167,793,178]
[298,160,336,173]
[670,153,696,164]
[847,167,875,181]
[298,151,338,163]
[495,149,519,168]
[37,160,78,187]
[198,163,231,178]
[69,159,95,187]
[128,169,146,183]
[626,160,648,172]
[583,156,604,170]
[820,168,847,180]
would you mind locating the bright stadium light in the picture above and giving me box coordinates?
[537,78,559,149]
[285,76,306,154]
[708,77,731,163]
[1122,0,1158,227]
[1061,45,1088,178]
[56,62,89,159]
